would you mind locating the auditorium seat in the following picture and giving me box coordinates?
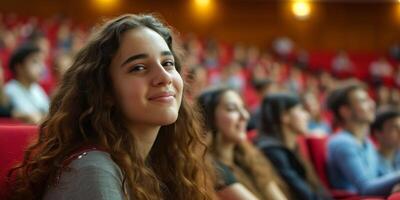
[306,136,359,199]
[305,136,356,199]
[388,192,400,200]
[305,136,385,200]
[0,118,24,126]
[306,136,330,187]
[0,125,38,199]
[297,135,311,161]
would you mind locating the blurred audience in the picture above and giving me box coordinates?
[332,50,354,75]
[0,62,12,117]
[370,56,393,82]
[256,93,332,200]
[198,88,289,200]
[302,90,332,136]
[371,109,400,176]
[4,43,49,124]
[327,83,400,196]
[52,51,72,81]
[2,12,400,199]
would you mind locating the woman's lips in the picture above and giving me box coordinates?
[148,92,175,103]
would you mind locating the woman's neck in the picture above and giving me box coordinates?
[216,136,235,166]
[128,124,160,159]
[282,126,298,151]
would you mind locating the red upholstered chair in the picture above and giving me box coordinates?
[0,118,24,126]
[297,135,311,161]
[305,136,386,200]
[306,136,360,199]
[0,125,38,199]
[306,136,330,187]
[388,192,400,200]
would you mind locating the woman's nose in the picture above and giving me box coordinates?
[152,63,172,87]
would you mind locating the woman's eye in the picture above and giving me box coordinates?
[129,65,145,73]
[226,105,237,111]
[163,60,175,69]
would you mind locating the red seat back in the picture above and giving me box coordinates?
[0,118,23,126]
[297,135,311,161]
[388,192,400,200]
[0,125,38,199]
[305,136,330,188]
[305,136,370,199]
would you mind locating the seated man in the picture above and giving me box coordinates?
[371,109,400,176]
[327,83,400,196]
[5,43,49,124]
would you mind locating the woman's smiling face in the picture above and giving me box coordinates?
[109,27,183,129]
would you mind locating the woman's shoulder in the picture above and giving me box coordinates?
[68,150,122,178]
[44,150,125,200]
[215,161,237,190]
[254,136,289,156]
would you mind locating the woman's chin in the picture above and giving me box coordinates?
[236,133,248,143]
[158,115,179,126]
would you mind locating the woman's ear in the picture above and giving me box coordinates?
[281,112,290,125]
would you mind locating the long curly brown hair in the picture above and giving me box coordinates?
[197,88,289,200]
[7,14,216,200]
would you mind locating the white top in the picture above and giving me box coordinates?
[5,80,49,115]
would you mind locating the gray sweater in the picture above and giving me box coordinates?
[43,151,126,200]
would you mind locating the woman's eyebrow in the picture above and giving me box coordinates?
[161,51,173,57]
[120,51,173,67]
[120,53,147,67]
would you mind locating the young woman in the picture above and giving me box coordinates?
[257,93,332,200]
[7,14,216,200]
[197,87,289,200]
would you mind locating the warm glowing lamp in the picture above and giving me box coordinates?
[191,0,215,23]
[195,0,211,8]
[92,0,119,13]
[292,1,311,20]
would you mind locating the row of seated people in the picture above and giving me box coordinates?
[1,41,400,200]
[2,39,400,128]
[2,12,400,87]
[2,83,400,199]
[2,13,400,112]
[175,83,399,199]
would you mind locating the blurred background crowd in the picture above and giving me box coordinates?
[2,0,400,199]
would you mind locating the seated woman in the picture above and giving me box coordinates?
[7,14,216,200]
[197,87,289,200]
[214,160,259,200]
[256,93,332,200]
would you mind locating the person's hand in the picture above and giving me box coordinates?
[12,111,43,124]
[27,113,43,124]
[0,67,5,89]
[391,183,400,193]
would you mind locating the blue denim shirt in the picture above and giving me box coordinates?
[377,150,400,177]
[327,130,400,196]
